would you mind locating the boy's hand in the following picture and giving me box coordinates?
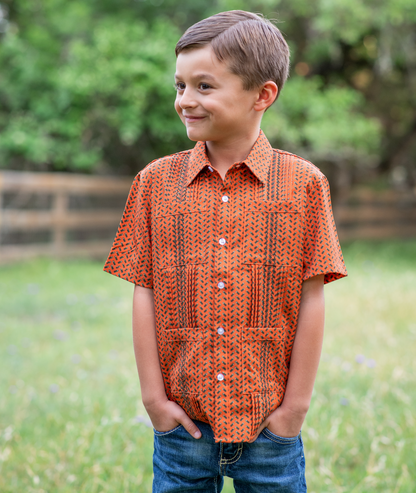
[145,398,202,439]
[250,403,306,442]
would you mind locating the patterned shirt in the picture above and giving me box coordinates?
[104,130,347,443]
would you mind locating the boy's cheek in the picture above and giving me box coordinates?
[174,99,182,117]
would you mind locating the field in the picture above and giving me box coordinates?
[1,241,415,492]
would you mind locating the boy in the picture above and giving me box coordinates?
[104,10,347,492]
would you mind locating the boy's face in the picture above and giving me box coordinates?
[174,45,261,144]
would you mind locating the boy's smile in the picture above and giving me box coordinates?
[174,45,261,146]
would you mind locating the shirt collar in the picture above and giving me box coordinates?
[186,130,274,186]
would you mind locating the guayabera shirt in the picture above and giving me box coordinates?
[104,131,347,442]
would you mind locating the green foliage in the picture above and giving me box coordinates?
[0,0,415,178]
[0,1,184,173]
[1,241,416,491]
[264,76,381,162]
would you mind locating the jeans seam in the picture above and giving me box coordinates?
[262,429,300,444]
[153,424,182,436]
[220,443,243,465]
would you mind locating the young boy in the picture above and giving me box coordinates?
[104,10,347,492]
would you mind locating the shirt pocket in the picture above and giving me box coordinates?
[242,201,300,265]
[153,202,209,268]
[241,327,287,395]
[159,327,207,396]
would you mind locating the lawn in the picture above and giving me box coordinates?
[1,240,415,492]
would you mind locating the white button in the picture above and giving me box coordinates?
[222,195,229,203]
[219,238,226,245]
[217,373,224,381]
[208,166,213,172]
[217,327,225,335]
[217,282,225,289]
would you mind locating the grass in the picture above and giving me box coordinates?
[1,240,415,492]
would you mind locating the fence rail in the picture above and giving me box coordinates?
[0,171,132,264]
[334,188,416,242]
[1,171,415,264]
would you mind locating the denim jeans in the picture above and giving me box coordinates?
[153,420,307,493]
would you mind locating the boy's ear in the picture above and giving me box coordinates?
[254,81,278,112]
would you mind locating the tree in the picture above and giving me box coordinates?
[0,0,415,190]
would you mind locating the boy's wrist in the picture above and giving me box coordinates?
[142,392,169,412]
[279,399,310,418]
[264,402,308,438]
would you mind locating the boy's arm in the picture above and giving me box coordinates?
[132,285,202,438]
[255,274,325,439]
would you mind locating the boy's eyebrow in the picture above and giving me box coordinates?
[174,73,217,82]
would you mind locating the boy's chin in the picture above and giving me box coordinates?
[186,129,205,142]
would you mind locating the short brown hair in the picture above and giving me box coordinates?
[175,10,290,100]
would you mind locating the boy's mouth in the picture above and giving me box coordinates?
[183,114,206,123]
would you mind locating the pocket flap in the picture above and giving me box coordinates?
[163,327,205,341]
[241,327,283,340]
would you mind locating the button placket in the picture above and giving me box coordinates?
[215,188,230,415]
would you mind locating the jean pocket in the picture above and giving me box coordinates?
[153,424,183,437]
[261,428,300,445]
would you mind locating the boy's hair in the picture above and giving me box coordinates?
[175,10,290,99]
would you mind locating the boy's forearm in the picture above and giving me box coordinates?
[254,274,325,440]
[132,285,167,407]
[132,285,202,438]
[280,274,325,417]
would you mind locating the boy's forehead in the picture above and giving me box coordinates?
[174,71,216,81]
[175,46,232,79]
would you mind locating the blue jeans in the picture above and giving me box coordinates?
[153,420,307,492]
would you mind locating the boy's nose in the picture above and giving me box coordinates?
[179,88,197,109]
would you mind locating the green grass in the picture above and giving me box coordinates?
[1,240,416,492]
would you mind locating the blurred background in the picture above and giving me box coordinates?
[0,0,415,181]
[0,0,416,261]
[1,1,416,492]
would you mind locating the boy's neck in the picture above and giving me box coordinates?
[205,127,261,180]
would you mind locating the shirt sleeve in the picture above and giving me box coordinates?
[302,171,347,284]
[103,170,153,287]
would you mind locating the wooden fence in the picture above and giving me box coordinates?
[0,171,415,264]
[334,188,416,242]
[0,171,132,264]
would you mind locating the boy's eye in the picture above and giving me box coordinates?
[174,82,185,91]
[199,83,211,90]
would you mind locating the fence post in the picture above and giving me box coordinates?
[53,189,68,256]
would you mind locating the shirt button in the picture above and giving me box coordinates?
[222,195,229,203]
[217,282,225,289]
[217,373,224,381]
[219,238,226,246]
[208,166,213,172]
[217,327,225,335]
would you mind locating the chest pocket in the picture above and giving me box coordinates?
[153,202,209,268]
[242,201,301,265]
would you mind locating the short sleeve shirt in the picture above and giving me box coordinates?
[104,130,347,443]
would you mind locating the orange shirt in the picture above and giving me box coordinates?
[104,131,347,443]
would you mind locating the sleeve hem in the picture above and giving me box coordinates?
[302,270,348,284]
[103,266,153,288]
